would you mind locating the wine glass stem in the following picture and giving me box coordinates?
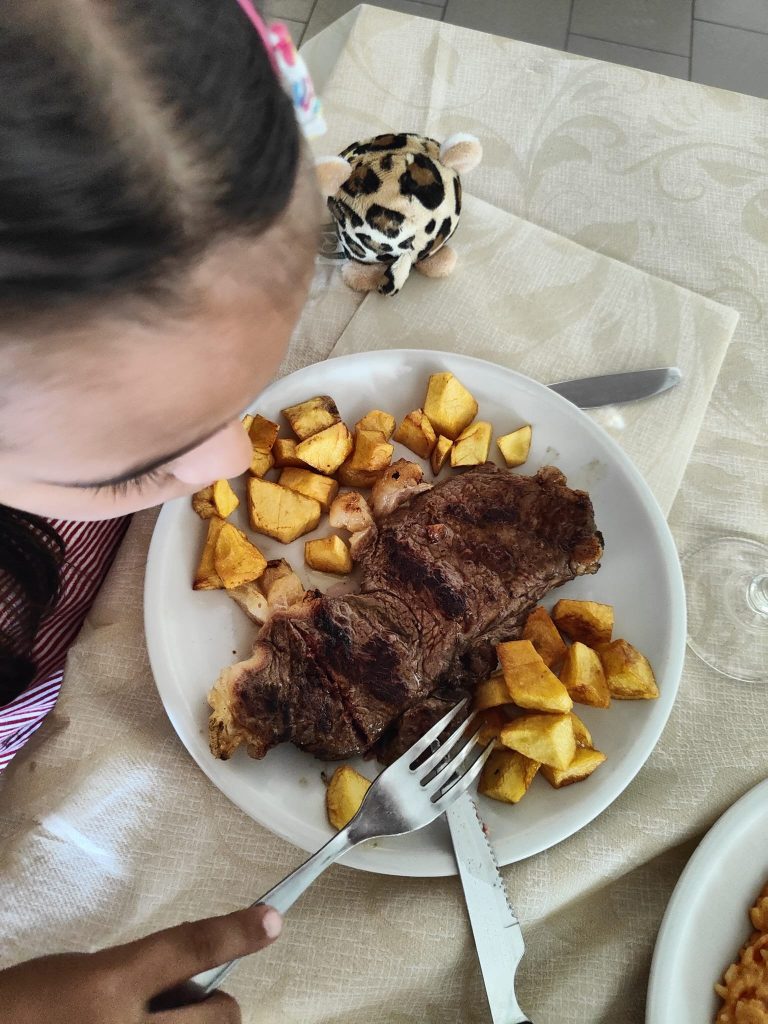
[746,573,768,616]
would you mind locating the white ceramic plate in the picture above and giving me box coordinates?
[144,349,685,877]
[647,777,768,1024]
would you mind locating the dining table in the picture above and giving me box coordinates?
[1,6,767,1023]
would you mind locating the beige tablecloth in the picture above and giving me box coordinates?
[330,192,737,514]
[2,8,768,1024]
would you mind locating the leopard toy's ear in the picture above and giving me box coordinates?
[315,156,352,198]
[439,133,483,175]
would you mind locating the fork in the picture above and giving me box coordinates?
[151,699,492,1010]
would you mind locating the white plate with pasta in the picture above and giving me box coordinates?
[647,776,768,1024]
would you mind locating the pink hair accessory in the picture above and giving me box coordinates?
[233,0,326,138]
[233,0,276,62]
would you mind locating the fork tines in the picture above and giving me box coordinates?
[391,698,493,807]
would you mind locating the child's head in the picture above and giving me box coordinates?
[0,0,320,521]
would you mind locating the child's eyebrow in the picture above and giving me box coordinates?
[48,424,225,489]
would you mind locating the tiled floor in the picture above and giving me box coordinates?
[264,0,768,99]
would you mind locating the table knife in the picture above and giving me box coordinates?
[547,366,681,408]
[446,795,532,1024]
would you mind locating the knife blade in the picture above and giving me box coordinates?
[547,366,681,408]
[446,795,532,1024]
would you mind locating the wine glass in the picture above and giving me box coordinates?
[683,536,768,682]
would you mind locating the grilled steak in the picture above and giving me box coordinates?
[208,464,603,762]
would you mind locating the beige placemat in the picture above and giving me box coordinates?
[330,192,738,515]
[306,5,768,560]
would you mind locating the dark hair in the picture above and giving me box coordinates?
[0,0,300,313]
[0,0,302,704]
[0,509,64,705]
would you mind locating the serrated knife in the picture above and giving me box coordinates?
[547,366,681,408]
[446,795,532,1024]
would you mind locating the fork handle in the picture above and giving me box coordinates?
[149,827,356,1011]
[249,826,355,916]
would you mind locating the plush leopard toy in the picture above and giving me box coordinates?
[316,132,482,296]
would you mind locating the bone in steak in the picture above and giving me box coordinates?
[208,464,603,762]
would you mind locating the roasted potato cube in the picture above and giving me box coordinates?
[191,485,216,520]
[473,707,509,747]
[522,606,568,669]
[348,428,394,472]
[305,534,353,575]
[326,765,371,830]
[228,581,269,624]
[211,479,239,519]
[336,460,383,489]
[248,414,279,452]
[497,639,573,713]
[560,642,611,708]
[430,435,452,476]
[273,439,306,468]
[552,599,614,647]
[473,672,511,711]
[497,425,532,468]
[261,558,305,611]
[541,747,606,788]
[450,421,492,467]
[213,523,267,590]
[241,413,254,432]
[479,749,540,804]
[193,517,226,590]
[423,371,479,440]
[249,448,275,478]
[282,395,341,440]
[598,639,659,699]
[355,409,396,439]
[248,414,279,477]
[278,467,338,513]
[570,711,593,749]
[500,712,576,770]
[247,478,321,543]
[393,409,437,459]
[329,491,374,533]
[295,422,353,475]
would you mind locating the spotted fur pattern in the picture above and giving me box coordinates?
[328,133,463,296]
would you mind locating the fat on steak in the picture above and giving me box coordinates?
[208,464,603,762]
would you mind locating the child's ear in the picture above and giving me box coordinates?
[315,156,352,198]
[439,133,483,174]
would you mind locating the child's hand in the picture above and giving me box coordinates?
[0,904,282,1022]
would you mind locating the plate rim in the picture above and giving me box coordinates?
[144,348,686,877]
[645,775,768,1023]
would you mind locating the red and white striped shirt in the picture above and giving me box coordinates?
[0,516,129,771]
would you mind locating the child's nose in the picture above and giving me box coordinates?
[170,421,251,486]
